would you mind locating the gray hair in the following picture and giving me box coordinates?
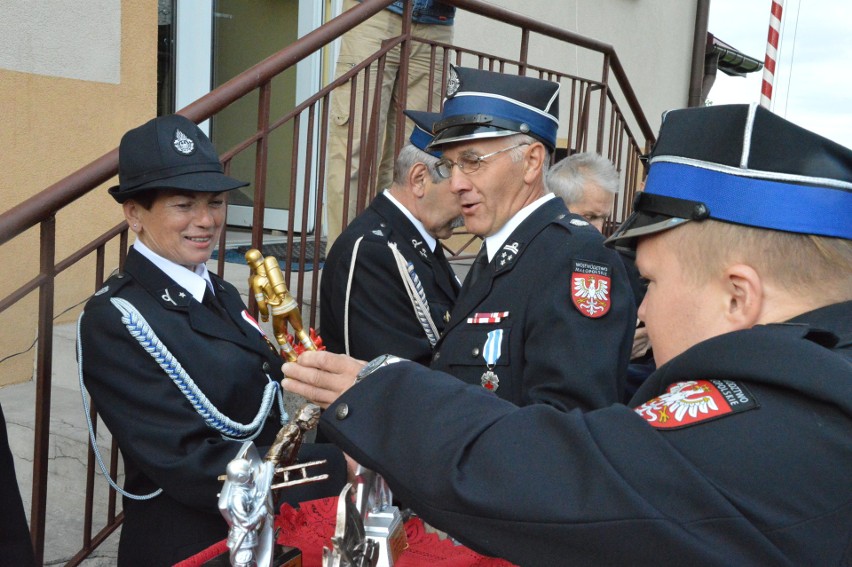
[392,144,443,185]
[546,152,619,205]
[507,133,551,177]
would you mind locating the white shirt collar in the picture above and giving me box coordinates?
[132,240,213,303]
[383,189,438,252]
[483,193,554,261]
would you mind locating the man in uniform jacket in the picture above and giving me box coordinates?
[78,115,346,566]
[547,152,655,400]
[282,104,852,565]
[427,66,636,411]
[321,110,461,365]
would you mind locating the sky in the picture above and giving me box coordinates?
[707,0,852,149]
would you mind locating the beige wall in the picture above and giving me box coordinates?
[453,0,698,143]
[0,0,157,386]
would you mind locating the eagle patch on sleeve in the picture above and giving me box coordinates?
[634,379,758,429]
[571,259,611,318]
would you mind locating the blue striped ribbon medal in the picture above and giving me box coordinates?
[480,329,503,392]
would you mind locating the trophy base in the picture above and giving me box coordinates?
[365,507,407,567]
[203,544,302,566]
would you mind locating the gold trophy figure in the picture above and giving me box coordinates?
[263,255,317,354]
[246,249,319,361]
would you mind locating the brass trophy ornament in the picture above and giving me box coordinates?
[246,248,323,362]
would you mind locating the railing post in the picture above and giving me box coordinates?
[519,28,530,75]
[31,216,57,565]
[252,81,274,250]
[596,54,611,155]
[394,0,414,159]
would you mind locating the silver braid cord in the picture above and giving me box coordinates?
[388,242,439,346]
[77,310,162,500]
[405,261,438,346]
[111,297,288,439]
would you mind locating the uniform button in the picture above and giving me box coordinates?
[262,362,271,372]
[471,347,480,357]
[433,351,440,361]
[335,404,350,420]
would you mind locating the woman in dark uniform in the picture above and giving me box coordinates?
[78,115,345,566]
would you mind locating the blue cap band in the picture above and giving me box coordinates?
[442,94,558,149]
[409,125,440,157]
[646,161,852,239]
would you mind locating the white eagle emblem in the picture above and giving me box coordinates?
[631,380,747,430]
[446,66,460,97]
[173,128,195,155]
[572,275,610,318]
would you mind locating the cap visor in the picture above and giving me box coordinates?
[109,171,249,203]
[428,125,517,149]
[604,210,690,252]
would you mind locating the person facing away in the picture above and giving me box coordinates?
[77,114,346,566]
[425,65,636,411]
[547,151,655,398]
[321,110,461,365]
[281,102,852,566]
[325,0,456,247]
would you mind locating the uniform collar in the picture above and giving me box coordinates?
[483,192,554,262]
[383,189,438,252]
[786,300,852,352]
[132,239,213,303]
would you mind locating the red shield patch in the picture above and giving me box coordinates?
[634,379,758,429]
[571,260,611,318]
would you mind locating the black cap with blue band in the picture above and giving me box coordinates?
[428,65,560,152]
[607,103,852,251]
[404,109,442,157]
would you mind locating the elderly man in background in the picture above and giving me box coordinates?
[547,151,620,232]
[321,110,461,366]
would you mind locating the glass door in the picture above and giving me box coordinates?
[169,0,325,233]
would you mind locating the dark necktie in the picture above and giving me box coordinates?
[465,244,489,289]
[202,287,227,320]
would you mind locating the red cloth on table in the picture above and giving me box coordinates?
[174,496,515,567]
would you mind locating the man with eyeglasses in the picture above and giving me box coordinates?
[424,66,636,411]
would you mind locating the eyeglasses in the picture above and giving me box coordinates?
[434,143,530,179]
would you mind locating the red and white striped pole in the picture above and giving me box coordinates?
[760,0,784,108]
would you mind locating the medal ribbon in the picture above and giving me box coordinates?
[483,329,503,367]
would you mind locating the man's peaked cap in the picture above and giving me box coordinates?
[606,103,852,251]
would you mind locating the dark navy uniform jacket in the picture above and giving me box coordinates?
[79,248,346,566]
[320,301,852,566]
[0,402,35,566]
[321,193,460,365]
[431,197,636,410]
